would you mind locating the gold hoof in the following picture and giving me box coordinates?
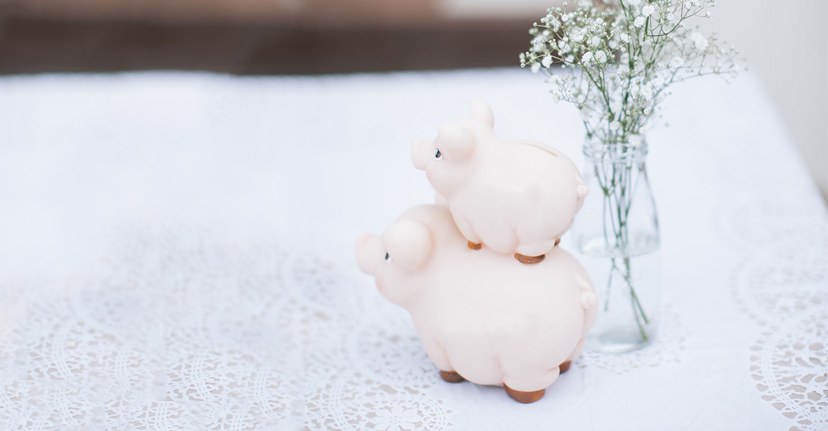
[440,370,465,383]
[514,253,545,264]
[504,385,545,403]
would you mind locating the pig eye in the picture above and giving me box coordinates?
[384,252,393,263]
[435,149,443,160]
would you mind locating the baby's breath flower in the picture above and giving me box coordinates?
[617,64,629,76]
[690,32,708,50]
[521,0,741,143]
[669,56,684,69]
[532,35,546,52]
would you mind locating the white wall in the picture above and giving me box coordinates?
[696,0,827,199]
[440,0,828,199]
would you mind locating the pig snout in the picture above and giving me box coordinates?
[412,139,434,171]
[356,234,385,275]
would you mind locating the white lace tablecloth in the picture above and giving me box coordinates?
[0,69,825,431]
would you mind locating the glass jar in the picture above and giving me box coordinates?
[572,136,661,353]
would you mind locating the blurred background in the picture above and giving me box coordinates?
[0,0,825,198]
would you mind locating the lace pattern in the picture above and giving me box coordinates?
[730,235,828,326]
[292,252,453,431]
[750,310,828,431]
[0,229,302,430]
[717,139,828,430]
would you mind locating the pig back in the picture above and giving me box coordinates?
[463,142,583,240]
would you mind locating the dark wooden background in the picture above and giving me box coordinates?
[0,15,534,74]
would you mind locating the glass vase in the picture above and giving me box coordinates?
[572,136,661,353]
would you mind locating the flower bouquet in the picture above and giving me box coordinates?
[521,0,742,351]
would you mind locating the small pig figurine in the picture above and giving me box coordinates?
[412,101,589,264]
[356,204,597,403]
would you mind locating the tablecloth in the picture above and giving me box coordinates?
[0,69,825,431]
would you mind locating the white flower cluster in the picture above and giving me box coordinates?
[520,0,743,143]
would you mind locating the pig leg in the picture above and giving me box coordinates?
[423,339,464,383]
[503,367,560,403]
[513,235,553,264]
[502,365,560,393]
[504,385,545,404]
[557,336,586,375]
[554,337,586,376]
[452,214,482,250]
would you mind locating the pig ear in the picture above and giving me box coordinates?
[469,100,494,128]
[438,123,475,159]
[382,219,432,271]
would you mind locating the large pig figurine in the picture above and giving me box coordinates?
[412,101,589,264]
[355,204,597,403]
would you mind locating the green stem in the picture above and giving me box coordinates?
[598,149,650,342]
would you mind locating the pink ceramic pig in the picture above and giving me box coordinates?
[412,101,589,264]
[356,204,597,403]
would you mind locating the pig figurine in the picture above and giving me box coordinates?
[356,204,597,403]
[412,101,589,264]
